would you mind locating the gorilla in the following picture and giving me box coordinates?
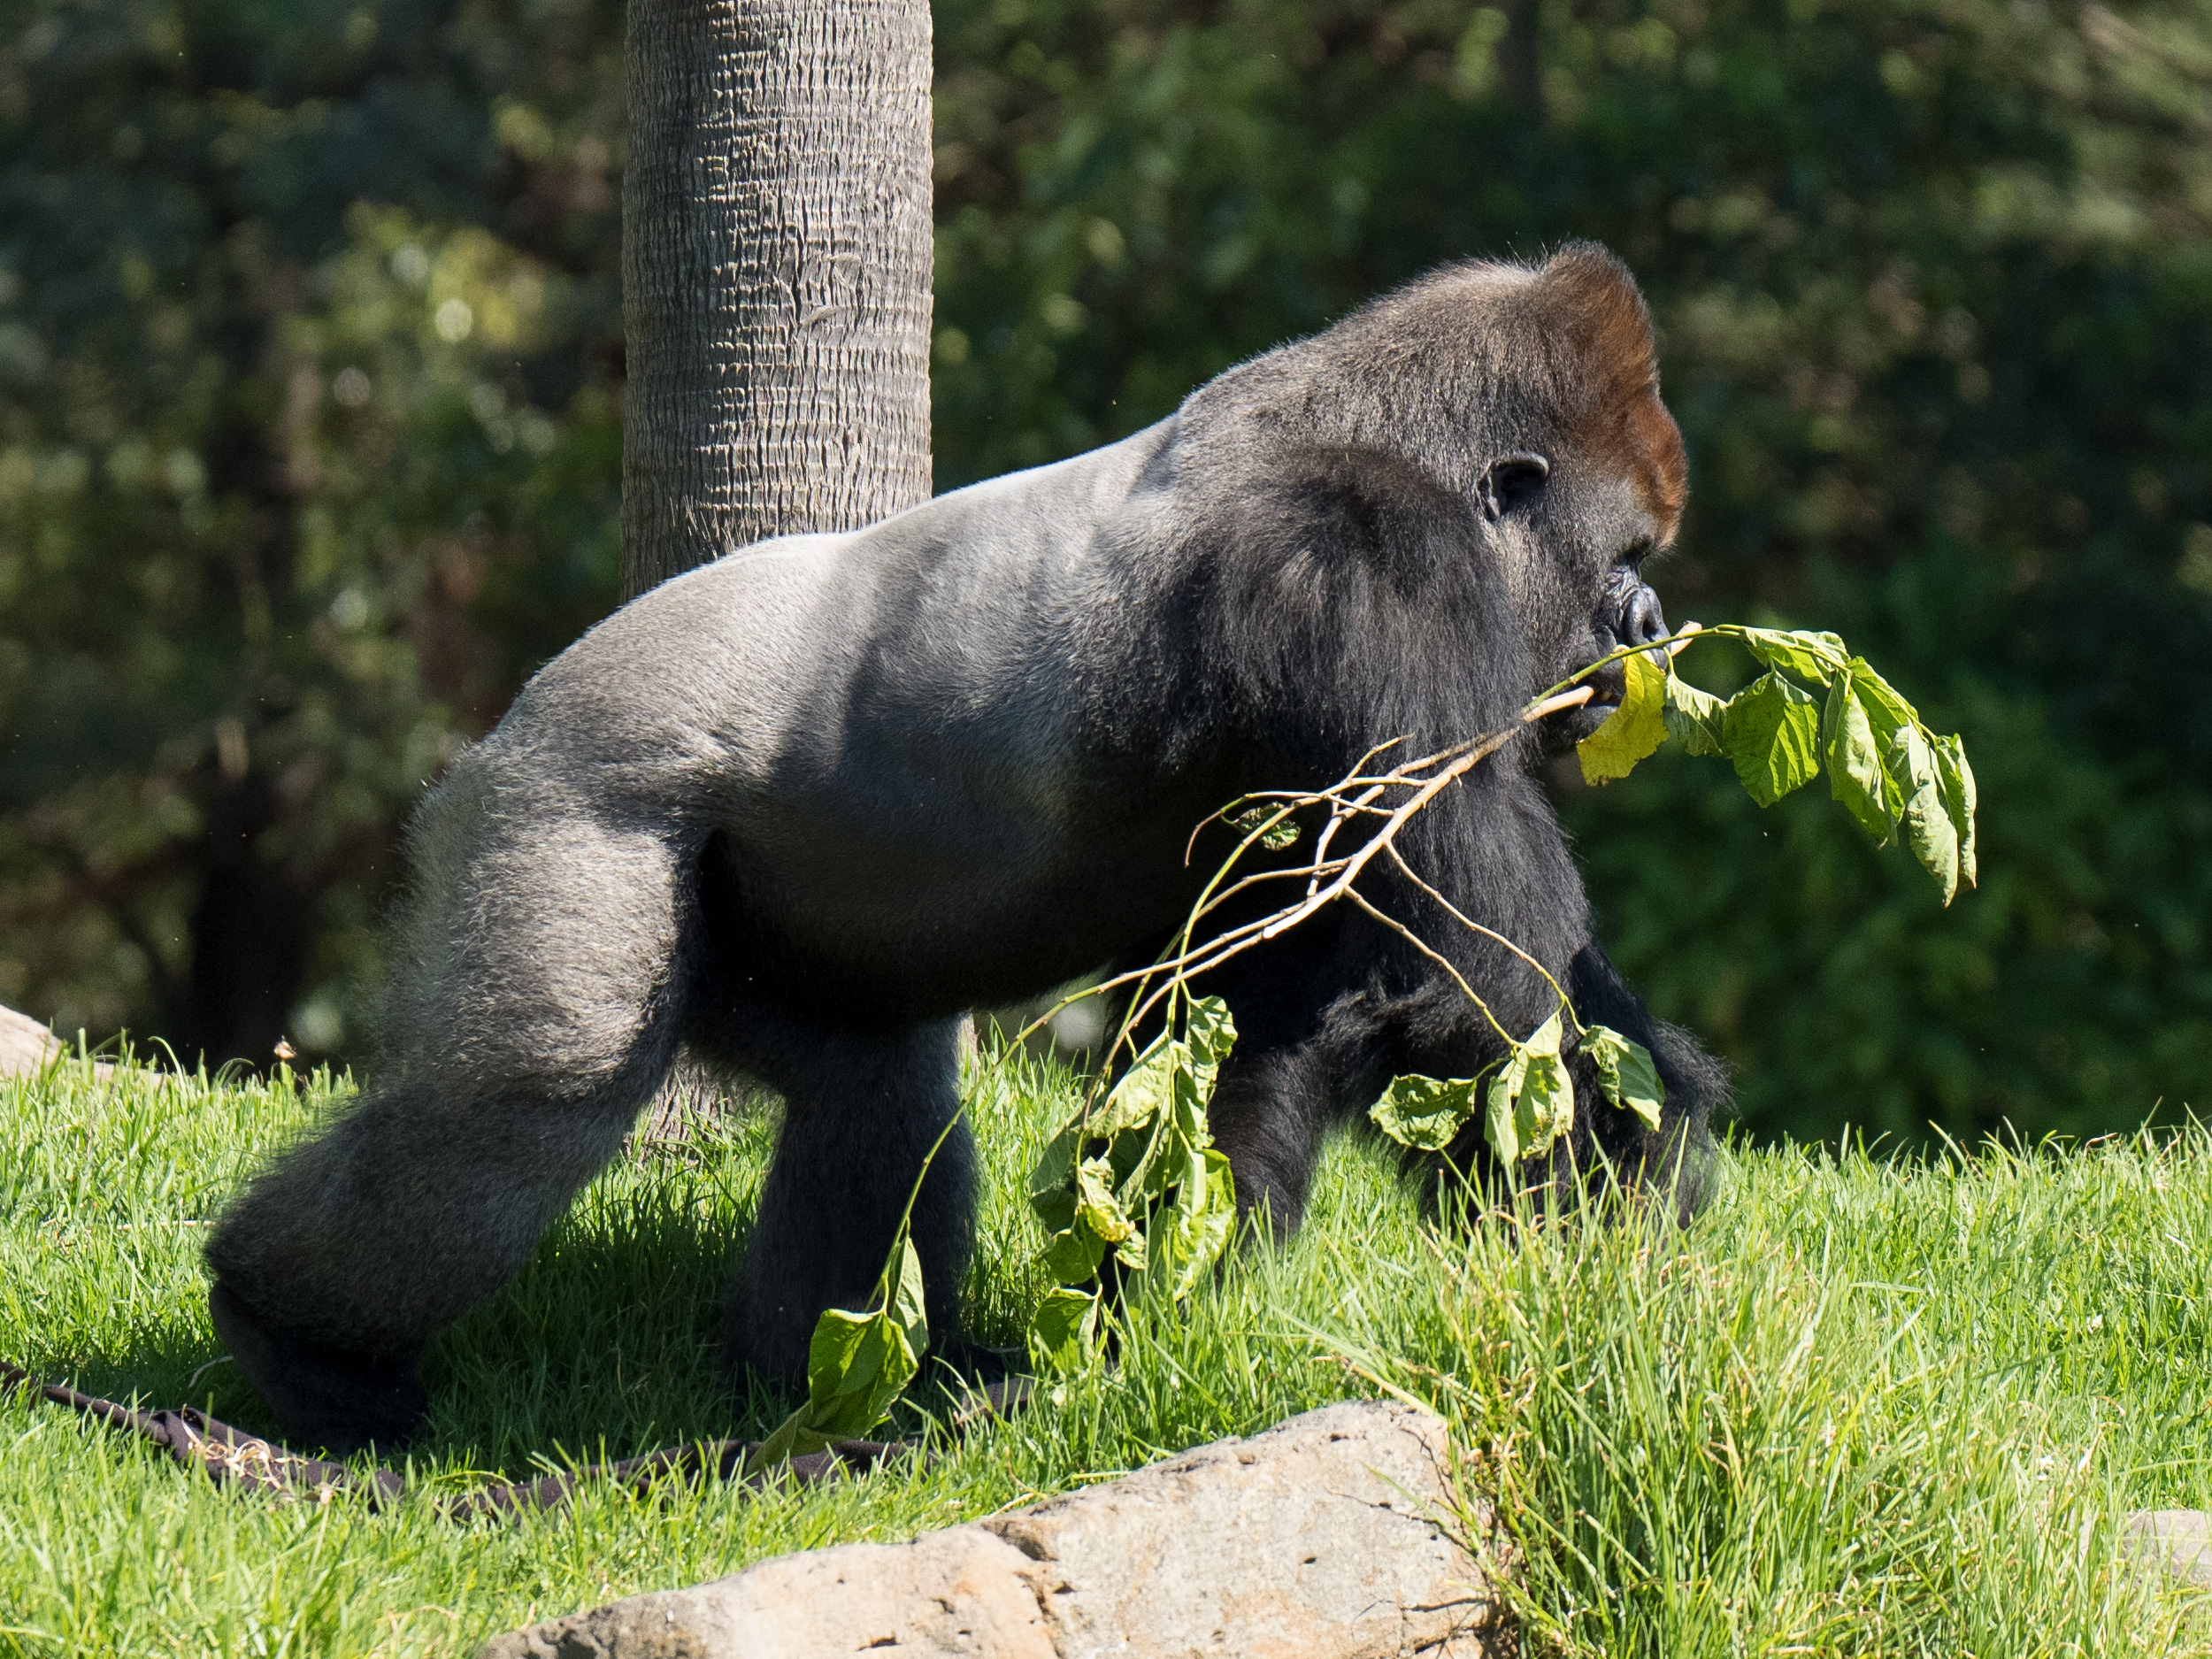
[205,242,1722,1453]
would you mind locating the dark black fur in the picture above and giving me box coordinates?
[204,243,1722,1453]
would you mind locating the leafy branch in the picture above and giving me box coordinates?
[1564,624,1978,904]
[775,620,1978,1407]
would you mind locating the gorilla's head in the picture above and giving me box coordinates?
[1240,243,1689,750]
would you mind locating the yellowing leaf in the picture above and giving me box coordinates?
[1577,649,1669,784]
[1074,1156,1134,1243]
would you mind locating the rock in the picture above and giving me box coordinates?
[1,1002,66,1076]
[0,1002,119,1081]
[481,1400,1505,1658]
[2124,1509,2212,1588]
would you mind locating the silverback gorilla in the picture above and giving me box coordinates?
[206,242,1723,1452]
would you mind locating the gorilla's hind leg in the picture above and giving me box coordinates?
[204,806,694,1453]
[726,1018,975,1386]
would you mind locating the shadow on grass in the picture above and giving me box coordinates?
[20,1160,802,1481]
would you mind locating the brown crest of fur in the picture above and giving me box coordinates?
[1530,244,1687,542]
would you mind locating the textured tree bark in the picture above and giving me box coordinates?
[622,0,933,601]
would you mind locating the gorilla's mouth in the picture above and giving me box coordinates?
[1548,654,1628,744]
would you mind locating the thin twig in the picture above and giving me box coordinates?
[1383,844,1575,1025]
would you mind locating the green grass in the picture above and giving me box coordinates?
[3,1051,2209,1655]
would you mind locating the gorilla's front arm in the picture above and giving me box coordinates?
[205,243,1724,1453]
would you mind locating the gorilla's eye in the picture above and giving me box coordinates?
[1478,453,1550,520]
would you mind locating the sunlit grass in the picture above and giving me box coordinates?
[4,1050,2209,1655]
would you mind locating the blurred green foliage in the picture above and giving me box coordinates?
[2,0,2207,1143]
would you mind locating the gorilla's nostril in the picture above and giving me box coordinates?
[1623,584,1669,648]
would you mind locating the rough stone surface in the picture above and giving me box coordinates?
[2,1003,65,1075]
[480,1401,1504,1658]
[2124,1509,2212,1588]
[0,1002,113,1080]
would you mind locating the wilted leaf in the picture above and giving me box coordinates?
[1577,648,1669,784]
[1933,732,1978,889]
[1721,672,1821,805]
[1738,626,1847,685]
[1485,1010,1575,1167]
[1139,1148,1238,1300]
[1028,1286,1102,1374]
[1371,1072,1482,1150]
[1582,1025,1664,1130]
[885,1234,928,1353]
[1074,1156,1134,1243]
[1182,995,1238,1082]
[1823,668,1900,845]
[1847,657,1920,730]
[1087,1029,1177,1138]
[1663,672,1728,757]
[749,1235,932,1473]
[1893,724,1959,903]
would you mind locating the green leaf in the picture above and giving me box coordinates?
[1028,1286,1102,1375]
[1582,1025,1664,1131]
[883,1233,929,1358]
[1846,656,1920,729]
[1577,647,1669,785]
[1738,626,1847,685]
[1822,667,1901,845]
[1484,1010,1576,1167]
[1720,672,1821,805]
[1663,671,1728,757]
[1087,1029,1177,1137]
[1227,803,1301,849]
[1029,1125,1080,1220]
[1932,732,1978,890]
[1037,1223,1105,1284]
[803,1310,894,1432]
[1370,1073,1483,1151]
[749,1233,933,1468]
[1893,724,1959,904]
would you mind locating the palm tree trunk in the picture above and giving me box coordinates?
[622,0,933,601]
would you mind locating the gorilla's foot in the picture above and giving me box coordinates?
[208,1282,427,1455]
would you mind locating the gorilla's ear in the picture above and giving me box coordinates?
[1478,453,1549,521]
